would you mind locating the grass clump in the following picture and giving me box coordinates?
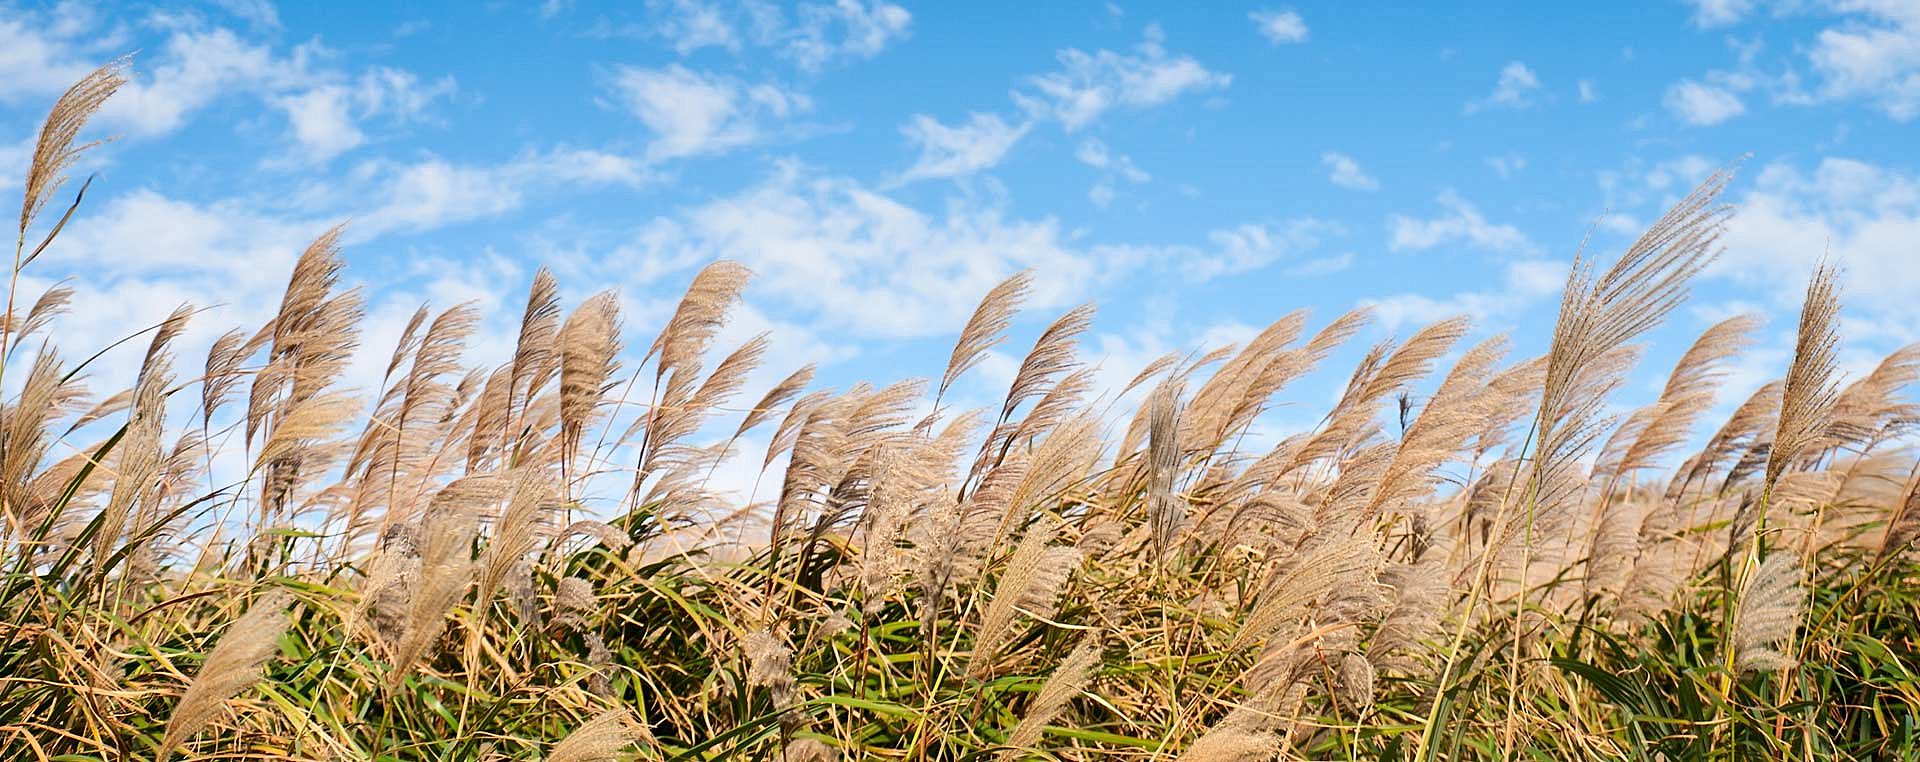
[4,61,1920,762]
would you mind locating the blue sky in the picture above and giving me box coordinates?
[4,0,1920,499]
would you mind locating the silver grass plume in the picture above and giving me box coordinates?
[939,269,1031,404]
[1766,264,1842,496]
[1734,552,1805,672]
[1145,379,1184,557]
[547,708,640,762]
[1000,638,1102,756]
[969,516,1082,678]
[20,57,127,236]
[157,591,293,762]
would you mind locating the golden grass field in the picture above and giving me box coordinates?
[5,60,1920,762]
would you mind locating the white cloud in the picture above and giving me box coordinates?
[788,0,913,71]
[0,17,96,100]
[625,161,1109,338]
[1017,26,1231,131]
[279,66,462,165]
[1365,259,1568,331]
[1192,220,1340,280]
[1808,2,1920,120]
[1092,219,1340,281]
[607,65,810,161]
[640,0,910,71]
[1715,157,1920,322]
[275,86,365,162]
[1578,78,1600,102]
[1671,3,1920,120]
[355,158,524,236]
[1,13,453,160]
[0,134,32,193]
[1076,139,1150,182]
[896,112,1031,182]
[1686,0,1760,27]
[1388,191,1535,254]
[1486,152,1527,178]
[1321,151,1379,191]
[1088,183,1116,209]
[1465,61,1541,113]
[1250,9,1309,45]
[1664,79,1746,125]
[1077,138,1149,207]
[650,0,740,54]
[208,0,283,29]
[100,28,311,136]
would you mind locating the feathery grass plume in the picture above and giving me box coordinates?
[1000,638,1102,756]
[736,364,816,440]
[993,303,1096,428]
[93,370,164,574]
[558,291,621,474]
[157,590,293,762]
[92,306,187,577]
[555,575,597,629]
[744,628,798,714]
[1768,265,1843,495]
[249,225,353,439]
[1823,343,1920,452]
[1525,170,1729,526]
[966,305,1094,495]
[940,269,1031,403]
[1336,651,1378,712]
[1291,317,1469,474]
[648,260,751,381]
[475,470,555,621]
[1176,310,1308,452]
[384,476,495,682]
[1734,552,1805,672]
[510,268,562,423]
[774,381,922,555]
[383,305,431,382]
[1146,379,1184,556]
[1244,525,1382,648]
[1367,552,1448,674]
[1364,335,1507,521]
[465,363,515,470]
[547,708,640,762]
[200,327,251,426]
[5,283,72,345]
[365,303,479,519]
[780,739,836,762]
[19,57,127,236]
[993,414,1100,548]
[1175,727,1283,762]
[386,553,475,687]
[1615,315,1758,476]
[249,227,364,527]
[357,521,421,647]
[1,349,84,531]
[853,448,914,612]
[1682,381,1783,493]
[638,333,766,479]
[1877,473,1920,562]
[765,389,832,469]
[970,515,1082,677]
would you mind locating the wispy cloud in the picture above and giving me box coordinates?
[896,112,1031,183]
[1322,151,1379,191]
[1464,61,1541,113]
[1016,25,1230,131]
[606,65,811,162]
[1250,9,1309,45]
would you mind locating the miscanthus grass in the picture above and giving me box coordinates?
[5,62,1920,762]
